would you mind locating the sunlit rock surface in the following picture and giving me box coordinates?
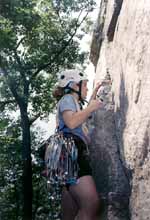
[90,0,150,219]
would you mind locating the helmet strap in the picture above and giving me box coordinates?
[65,81,88,109]
[64,86,79,95]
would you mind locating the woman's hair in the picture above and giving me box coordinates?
[53,82,77,101]
[52,86,65,101]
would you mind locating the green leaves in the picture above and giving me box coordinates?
[29,73,56,118]
[0,17,16,50]
[52,0,96,13]
[0,118,22,220]
[0,0,95,116]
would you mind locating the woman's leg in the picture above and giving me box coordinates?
[61,187,78,220]
[69,175,100,220]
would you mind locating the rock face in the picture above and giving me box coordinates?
[90,0,150,219]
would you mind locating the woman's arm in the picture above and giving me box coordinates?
[62,99,102,129]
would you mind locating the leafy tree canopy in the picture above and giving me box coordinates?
[0,0,95,119]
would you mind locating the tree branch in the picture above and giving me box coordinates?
[57,6,84,38]
[13,49,27,80]
[1,56,29,109]
[13,50,23,68]
[1,67,23,105]
[30,11,89,82]
[15,37,25,50]
[12,49,30,104]
[29,113,41,126]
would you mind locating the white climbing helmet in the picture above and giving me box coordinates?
[57,69,88,88]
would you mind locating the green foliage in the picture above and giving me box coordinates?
[0,116,22,220]
[0,0,95,116]
[0,114,57,220]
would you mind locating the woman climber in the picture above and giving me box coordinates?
[52,69,104,220]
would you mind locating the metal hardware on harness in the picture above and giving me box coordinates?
[45,133,79,187]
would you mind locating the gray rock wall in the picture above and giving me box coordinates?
[90,0,150,219]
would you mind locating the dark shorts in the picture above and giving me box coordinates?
[63,133,92,178]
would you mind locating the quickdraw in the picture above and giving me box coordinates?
[45,133,79,187]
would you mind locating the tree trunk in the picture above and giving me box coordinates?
[20,107,32,220]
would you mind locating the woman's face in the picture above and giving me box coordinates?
[81,80,88,99]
